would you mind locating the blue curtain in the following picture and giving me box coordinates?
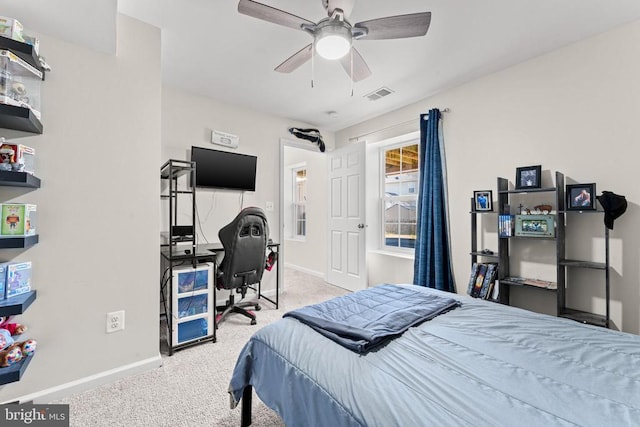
[413,109,456,292]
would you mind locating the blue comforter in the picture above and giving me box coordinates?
[283,284,461,352]
[229,284,640,426]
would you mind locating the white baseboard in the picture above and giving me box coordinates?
[7,354,163,404]
[284,263,325,280]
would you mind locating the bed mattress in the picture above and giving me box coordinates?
[229,285,640,426]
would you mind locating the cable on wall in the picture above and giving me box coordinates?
[194,196,210,244]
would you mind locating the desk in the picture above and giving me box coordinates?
[196,242,280,310]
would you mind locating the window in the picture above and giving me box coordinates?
[382,141,419,249]
[293,167,307,238]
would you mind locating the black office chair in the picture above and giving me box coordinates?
[215,207,269,327]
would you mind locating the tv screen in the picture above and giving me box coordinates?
[191,146,257,191]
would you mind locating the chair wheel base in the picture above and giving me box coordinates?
[255,305,261,311]
[250,319,257,325]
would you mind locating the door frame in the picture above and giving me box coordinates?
[279,137,325,282]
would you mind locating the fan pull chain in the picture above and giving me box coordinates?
[311,44,315,88]
[350,48,354,97]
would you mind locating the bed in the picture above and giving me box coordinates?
[229,284,640,426]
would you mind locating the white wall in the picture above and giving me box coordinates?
[0,14,162,402]
[283,144,327,277]
[336,20,640,334]
[161,87,334,295]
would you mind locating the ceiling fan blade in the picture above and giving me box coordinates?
[238,0,315,31]
[275,44,313,73]
[355,12,431,40]
[325,0,355,18]
[339,47,372,82]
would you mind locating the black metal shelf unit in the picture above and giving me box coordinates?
[557,213,610,328]
[160,159,196,254]
[160,159,217,355]
[496,172,564,306]
[494,171,610,328]
[469,198,499,265]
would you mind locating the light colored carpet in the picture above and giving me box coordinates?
[53,268,348,427]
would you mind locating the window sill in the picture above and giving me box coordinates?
[368,249,414,260]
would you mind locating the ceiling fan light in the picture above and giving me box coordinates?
[315,24,352,60]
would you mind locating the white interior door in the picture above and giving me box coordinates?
[327,142,366,291]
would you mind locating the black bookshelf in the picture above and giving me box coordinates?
[0,291,37,317]
[0,36,44,76]
[0,171,40,188]
[0,235,39,249]
[0,104,43,134]
[0,354,34,386]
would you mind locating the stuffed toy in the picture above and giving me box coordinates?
[0,344,21,367]
[0,338,37,367]
[0,329,14,350]
[0,316,27,336]
[0,317,35,367]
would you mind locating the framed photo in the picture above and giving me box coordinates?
[515,165,542,189]
[515,214,555,238]
[566,183,596,210]
[473,190,493,212]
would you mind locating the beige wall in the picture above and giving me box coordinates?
[283,143,327,277]
[161,87,334,295]
[337,20,640,334]
[0,14,162,402]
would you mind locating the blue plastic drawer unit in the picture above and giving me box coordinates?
[177,318,209,344]
[171,263,213,345]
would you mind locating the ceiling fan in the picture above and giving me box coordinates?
[237,0,431,82]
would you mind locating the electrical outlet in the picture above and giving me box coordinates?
[106,310,125,333]
[265,201,274,211]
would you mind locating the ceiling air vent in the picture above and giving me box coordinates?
[364,87,394,101]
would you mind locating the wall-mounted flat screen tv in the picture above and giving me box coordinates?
[191,146,257,191]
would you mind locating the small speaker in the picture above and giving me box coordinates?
[172,225,194,237]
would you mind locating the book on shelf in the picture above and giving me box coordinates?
[505,276,557,289]
[499,214,515,237]
[479,263,498,299]
[471,264,488,297]
[490,279,500,301]
[468,262,499,299]
[466,262,479,295]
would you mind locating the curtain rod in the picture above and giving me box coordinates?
[348,108,450,142]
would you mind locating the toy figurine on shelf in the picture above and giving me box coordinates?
[0,137,36,174]
[0,339,36,367]
[0,316,27,335]
[0,146,14,171]
[0,316,36,367]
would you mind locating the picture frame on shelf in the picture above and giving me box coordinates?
[566,183,596,210]
[514,214,555,238]
[515,165,542,189]
[473,190,493,212]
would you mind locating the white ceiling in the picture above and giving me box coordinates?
[6,1,640,132]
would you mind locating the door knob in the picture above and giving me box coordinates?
[357,223,365,229]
